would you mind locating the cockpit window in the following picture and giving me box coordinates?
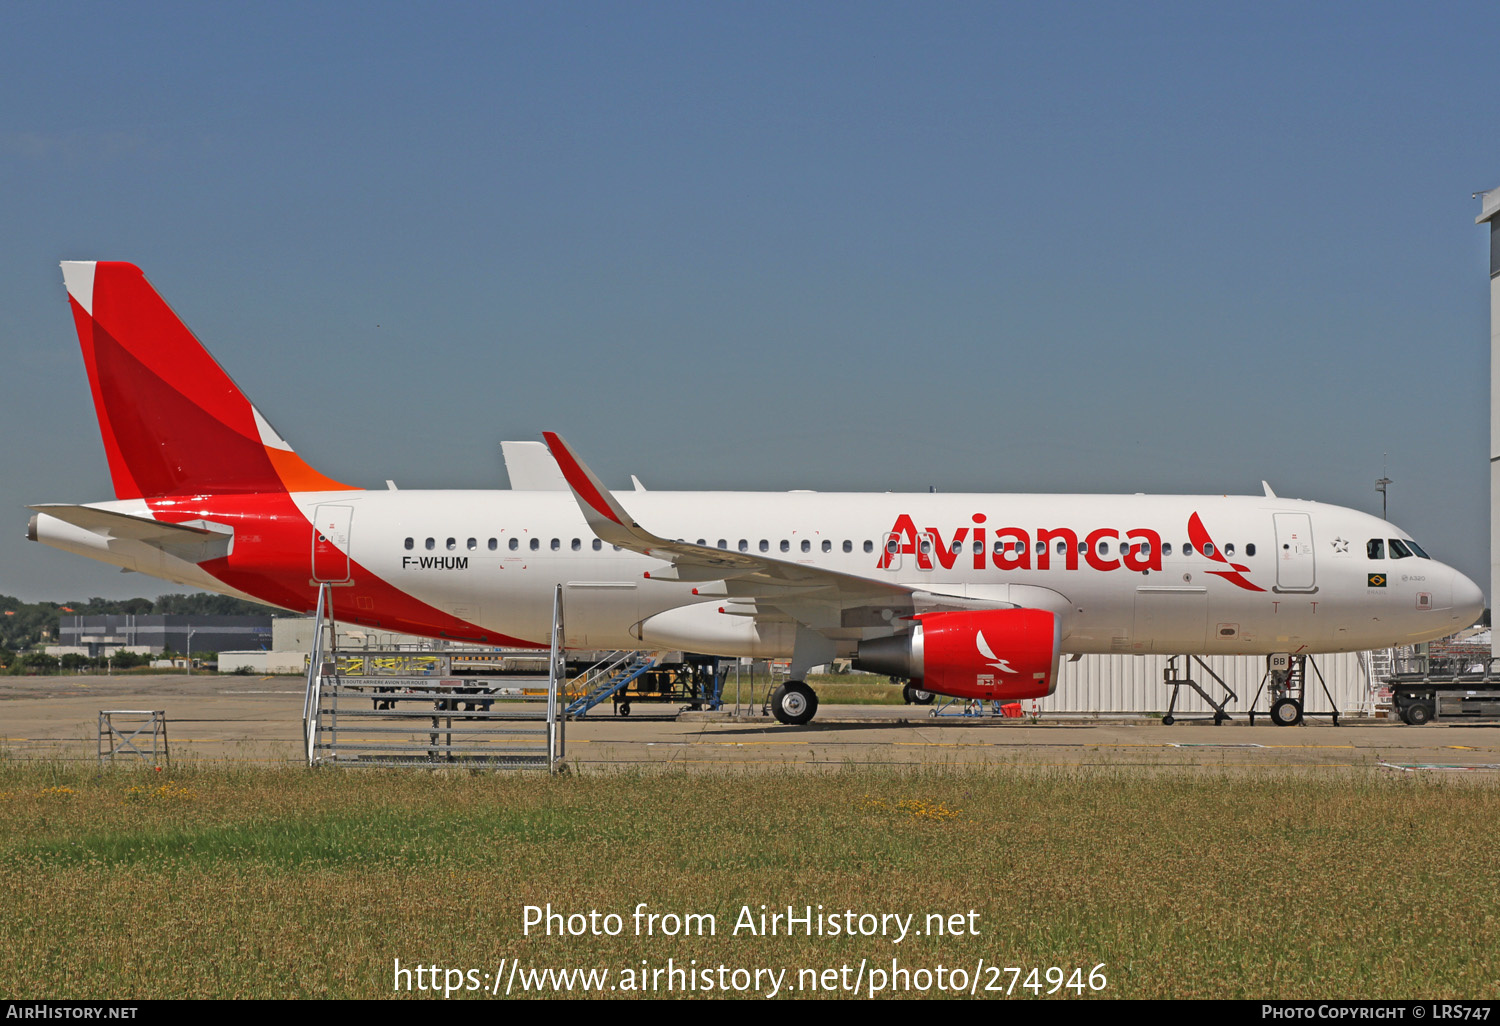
[1367,538,1384,559]
[1405,539,1431,559]
[1388,539,1413,560]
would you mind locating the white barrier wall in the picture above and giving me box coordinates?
[1041,651,1374,716]
[216,650,308,675]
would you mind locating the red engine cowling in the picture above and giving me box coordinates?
[853,608,1061,700]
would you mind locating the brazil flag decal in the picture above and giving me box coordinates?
[1368,573,1387,588]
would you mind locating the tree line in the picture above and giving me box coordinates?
[0,592,284,652]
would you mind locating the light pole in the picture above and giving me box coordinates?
[1375,454,1391,521]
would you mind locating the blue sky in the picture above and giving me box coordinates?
[4,2,1498,600]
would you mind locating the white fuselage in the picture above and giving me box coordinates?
[35,487,1484,659]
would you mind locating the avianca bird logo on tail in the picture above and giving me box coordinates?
[1188,512,1264,592]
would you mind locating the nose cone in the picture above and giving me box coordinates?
[1453,569,1485,627]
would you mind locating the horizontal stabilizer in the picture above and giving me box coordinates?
[29,504,234,564]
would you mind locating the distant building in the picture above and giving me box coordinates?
[59,614,272,657]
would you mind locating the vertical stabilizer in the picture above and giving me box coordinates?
[61,261,354,499]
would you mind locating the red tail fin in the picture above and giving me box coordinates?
[61,261,353,499]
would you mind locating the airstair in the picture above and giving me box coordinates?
[302,584,566,771]
[565,650,659,717]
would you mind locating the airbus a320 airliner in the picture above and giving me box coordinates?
[29,262,1485,724]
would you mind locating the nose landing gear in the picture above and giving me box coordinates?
[1250,653,1340,726]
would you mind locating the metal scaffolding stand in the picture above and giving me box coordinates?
[302,583,566,771]
[1247,653,1340,726]
[929,697,1011,718]
[98,710,169,767]
[1160,655,1238,725]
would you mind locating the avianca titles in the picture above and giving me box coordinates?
[29,262,1484,724]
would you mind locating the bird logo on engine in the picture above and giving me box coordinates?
[975,631,1017,675]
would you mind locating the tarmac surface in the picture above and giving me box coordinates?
[4,673,1500,775]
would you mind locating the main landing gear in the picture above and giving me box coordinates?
[770,680,819,725]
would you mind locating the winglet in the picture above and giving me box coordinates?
[542,433,643,548]
[1262,480,1276,498]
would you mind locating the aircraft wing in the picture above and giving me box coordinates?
[29,504,234,564]
[542,433,1034,633]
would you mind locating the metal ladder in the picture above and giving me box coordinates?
[565,650,659,717]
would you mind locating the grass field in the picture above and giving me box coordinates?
[2,762,1497,1000]
[733,672,915,705]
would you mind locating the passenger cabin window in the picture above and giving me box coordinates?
[509,538,519,551]
[843,540,853,553]
[530,538,540,551]
[425,538,435,550]
[550,538,560,551]
[467,538,477,550]
[1184,543,1195,555]
[822,540,832,553]
[1245,543,1256,557]
[1162,542,1172,556]
[759,540,769,553]
[404,537,414,550]
[571,538,581,551]
[1203,542,1214,557]
[1388,539,1413,559]
[738,539,749,552]
[1367,539,1384,559]
[864,540,874,553]
[973,540,983,554]
[801,540,811,553]
[446,538,456,551]
[887,538,900,554]
[718,540,727,549]
[780,540,790,553]
[488,538,497,551]
[592,539,602,551]
[1223,543,1233,557]
[920,539,932,554]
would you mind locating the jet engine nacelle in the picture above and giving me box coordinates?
[853,608,1061,700]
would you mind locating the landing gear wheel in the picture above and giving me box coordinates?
[1271,697,1303,727]
[1162,714,1175,726]
[1405,702,1433,726]
[771,681,818,725]
[618,701,631,717]
[902,684,934,705]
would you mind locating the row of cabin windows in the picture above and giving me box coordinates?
[401,535,1258,559]
[403,536,623,552]
[1368,538,1430,560]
